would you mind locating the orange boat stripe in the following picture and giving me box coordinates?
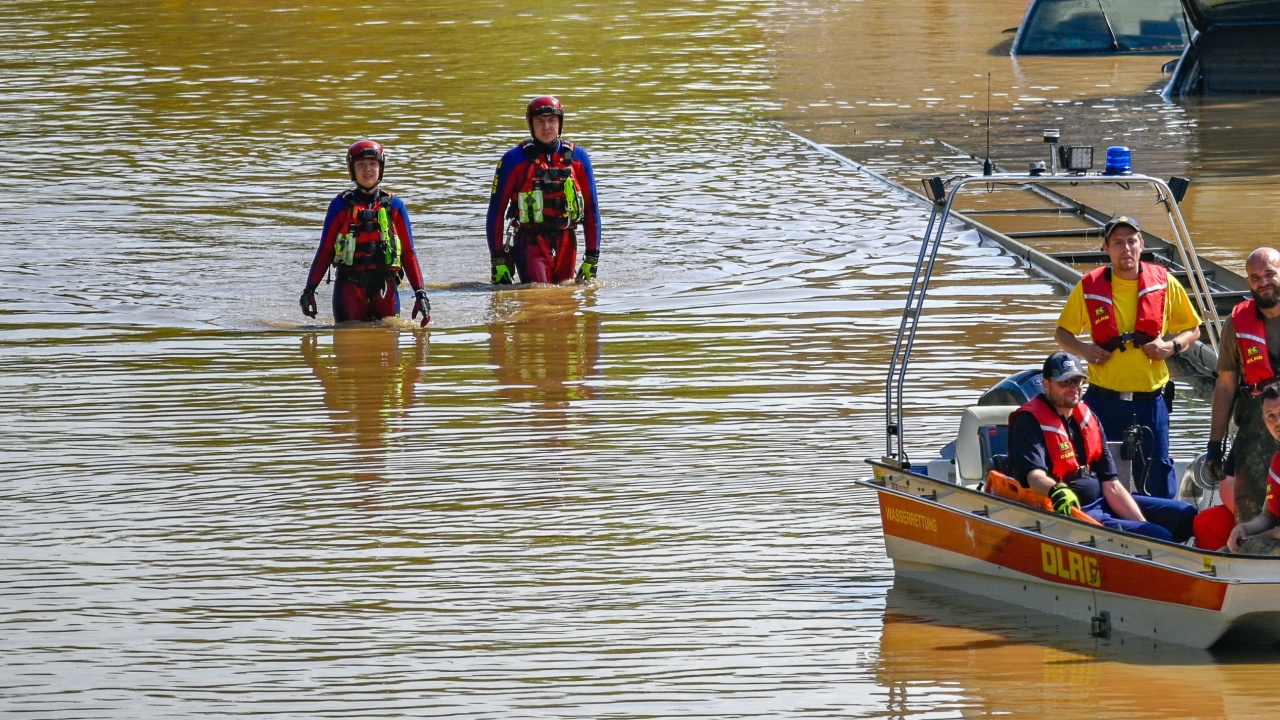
[879,491,1227,611]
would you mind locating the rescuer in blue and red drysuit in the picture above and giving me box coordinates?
[486,96,601,285]
[300,140,431,326]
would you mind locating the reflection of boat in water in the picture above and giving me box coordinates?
[859,170,1280,649]
[877,577,1279,717]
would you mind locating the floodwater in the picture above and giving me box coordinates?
[2,0,1278,717]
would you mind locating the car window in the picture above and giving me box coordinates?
[1198,26,1280,93]
[1016,0,1189,54]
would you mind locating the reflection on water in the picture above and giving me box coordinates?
[4,0,1280,716]
[878,578,1280,718]
[488,287,601,412]
[301,327,429,452]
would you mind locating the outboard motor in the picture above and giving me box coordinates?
[1178,452,1220,510]
[978,368,1043,406]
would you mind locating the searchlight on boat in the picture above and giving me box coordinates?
[1059,144,1094,173]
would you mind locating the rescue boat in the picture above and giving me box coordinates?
[859,166,1280,649]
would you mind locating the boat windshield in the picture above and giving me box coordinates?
[1015,0,1189,54]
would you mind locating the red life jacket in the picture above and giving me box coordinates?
[333,189,403,275]
[1081,263,1168,351]
[1231,298,1277,392]
[1266,451,1280,517]
[510,140,584,231]
[1013,394,1105,483]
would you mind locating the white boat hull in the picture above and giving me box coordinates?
[864,461,1280,649]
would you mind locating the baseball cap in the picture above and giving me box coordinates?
[1042,351,1088,382]
[1102,215,1141,240]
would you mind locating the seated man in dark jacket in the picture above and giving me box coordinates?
[1008,351,1196,542]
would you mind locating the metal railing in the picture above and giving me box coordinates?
[884,173,1221,464]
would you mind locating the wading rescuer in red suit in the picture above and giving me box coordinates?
[300,140,431,326]
[486,96,601,285]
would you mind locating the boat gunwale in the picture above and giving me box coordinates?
[861,459,1280,583]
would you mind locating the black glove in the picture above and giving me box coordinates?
[299,284,318,318]
[411,289,431,327]
[1206,438,1226,481]
[1049,483,1080,516]
[491,255,514,285]
[576,250,599,283]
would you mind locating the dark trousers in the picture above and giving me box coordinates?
[1084,494,1196,543]
[1083,386,1177,499]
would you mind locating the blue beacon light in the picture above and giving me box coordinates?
[1104,146,1132,176]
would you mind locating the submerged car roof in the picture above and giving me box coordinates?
[1181,0,1280,31]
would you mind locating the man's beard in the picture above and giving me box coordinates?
[1254,284,1280,309]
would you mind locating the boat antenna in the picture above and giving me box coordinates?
[983,72,993,177]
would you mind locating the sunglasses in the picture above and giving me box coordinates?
[1053,377,1087,387]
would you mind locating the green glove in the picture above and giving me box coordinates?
[1049,483,1080,516]
[576,250,599,283]
[491,256,514,285]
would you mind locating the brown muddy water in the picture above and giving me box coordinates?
[3,0,1280,717]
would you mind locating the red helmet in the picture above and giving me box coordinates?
[346,139,385,184]
[526,95,564,136]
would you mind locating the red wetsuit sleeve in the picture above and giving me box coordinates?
[305,194,348,288]
[391,196,424,291]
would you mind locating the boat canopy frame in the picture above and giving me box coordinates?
[884,172,1222,466]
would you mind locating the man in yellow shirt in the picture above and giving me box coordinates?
[1055,216,1202,499]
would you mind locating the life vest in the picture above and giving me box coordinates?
[1266,451,1280,517]
[333,189,403,274]
[1012,394,1105,484]
[510,140,584,230]
[1081,263,1167,351]
[1232,299,1277,393]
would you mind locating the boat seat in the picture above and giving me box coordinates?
[955,405,1018,485]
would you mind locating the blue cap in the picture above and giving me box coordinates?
[1043,351,1088,382]
[1103,215,1141,240]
